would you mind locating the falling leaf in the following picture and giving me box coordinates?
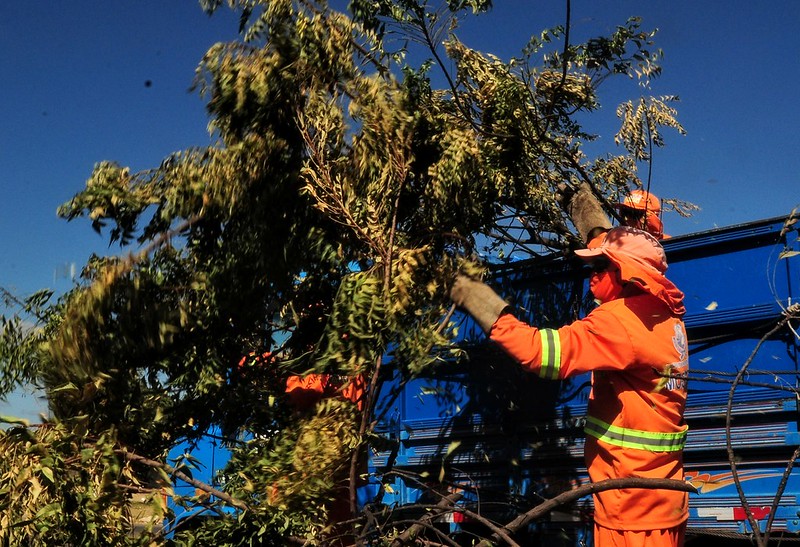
[445,440,462,458]
[439,440,462,482]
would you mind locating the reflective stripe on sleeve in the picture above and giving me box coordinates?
[584,416,688,452]
[539,328,561,380]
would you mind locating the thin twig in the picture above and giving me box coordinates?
[764,445,800,545]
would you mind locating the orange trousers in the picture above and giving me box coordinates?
[593,522,685,547]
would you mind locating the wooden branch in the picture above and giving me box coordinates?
[390,492,463,547]
[478,477,696,546]
[378,470,517,545]
[352,157,409,526]
[436,303,457,336]
[455,506,520,547]
[765,445,800,545]
[116,447,249,512]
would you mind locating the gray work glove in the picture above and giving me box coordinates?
[450,275,509,334]
[557,182,612,244]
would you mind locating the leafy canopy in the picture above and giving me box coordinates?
[0,1,684,544]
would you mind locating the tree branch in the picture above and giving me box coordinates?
[478,477,696,546]
[390,492,463,546]
[116,447,249,512]
[725,314,795,547]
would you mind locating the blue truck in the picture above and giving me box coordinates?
[370,213,800,544]
[165,213,800,544]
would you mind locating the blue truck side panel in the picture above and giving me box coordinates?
[370,215,800,538]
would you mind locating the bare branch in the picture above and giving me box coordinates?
[726,313,797,547]
[478,477,696,546]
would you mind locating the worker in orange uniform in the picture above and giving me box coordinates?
[238,352,365,411]
[239,352,365,534]
[450,226,689,547]
[285,372,365,411]
[616,189,668,240]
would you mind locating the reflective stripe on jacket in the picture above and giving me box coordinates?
[538,327,688,452]
[584,416,687,452]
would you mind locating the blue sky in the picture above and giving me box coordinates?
[1,1,799,418]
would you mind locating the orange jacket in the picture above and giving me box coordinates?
[285,373,366,411]
[489,292,689,530]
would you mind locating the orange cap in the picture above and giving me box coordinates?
[575,226,667,275]
[617,189,661,213]
[615,190,665,238]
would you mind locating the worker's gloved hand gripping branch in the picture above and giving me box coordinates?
[557,182,612,244]
[451,181,611,335]
[449,275,509,334]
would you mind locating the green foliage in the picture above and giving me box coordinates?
[0,288,54,398]
[0,1,686,544]
[161,399,362,546]
[616,95,686,161]
[0,417,155,546]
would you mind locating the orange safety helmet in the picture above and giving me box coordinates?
[615,189,665,239]
[619,189,662,213]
